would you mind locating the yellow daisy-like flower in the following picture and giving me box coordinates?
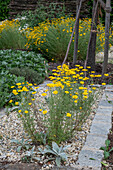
[11,86,15,88]
[41,93,47,96]
[28,103,32,105]
[104,74,109,76]
[12,89,18,95]
[74,100,78,103]
[102,83,106,85]
[43,110,47,114]
[66,113,71,117]
[39,109,42,111]
[80,107,82,110]
[32,91,37,94]
[25,110,28,114]
[16,83,21,86]
[89,90,92,93]
[15,102,19,105]
[80,81,84,85]
[45,89,48,92]
[22,86,29,92]
[92,87,96,90]
[18,110,21,113]
[72,95,78,99]
[34,86,39,89]
[32,98,35,101]
[65,91,69,94]
[9,100,13,103]
[28,83,33,86]
[53,90,58,95]
[79,87,84,90]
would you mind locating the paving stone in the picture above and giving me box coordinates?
[76,149,103,169]
[99,100,113,107]
[90,121,111,136]
[96,107,113,114]
[84,133,107,149]
[93,114,111,123]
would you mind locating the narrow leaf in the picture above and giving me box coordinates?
[109,147,113,153]
[104,151,110,159]
[56,157,61,167]
[101,161,108,167]
[17,146,22,152]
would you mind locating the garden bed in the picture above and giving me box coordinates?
[0,80,105,169]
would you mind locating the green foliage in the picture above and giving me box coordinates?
[0,0,10,21]
[9,67,45,84]
[11,138,32,152]
[0,49,48,79]
[0,25,27,50]
[100,139,113,159]
[38,142,69,167]
[0,71,24,108]
[17,3,69,29]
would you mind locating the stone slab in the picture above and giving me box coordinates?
[76,149,103,169]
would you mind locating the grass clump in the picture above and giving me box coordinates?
[0,20,27,50]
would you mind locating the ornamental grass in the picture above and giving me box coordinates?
[9,64,108,144]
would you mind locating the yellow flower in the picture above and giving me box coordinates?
[102,83,106,85]
[11,86,15,88]
[72,95,78,99]
[32,98,35,101]
[79,87,84,90]
[65,91,69,94]
[41,93,47,96]
[80,81,84,84]
[104,74,109,76]
[92,87,96,90]
[28,83,33,86]
[66,113,71,117]
[45,89,48,92]
[12,89,18,95]
[74,100,78,103]
[39,109,42,111]
[80,107,82,110]
[18,110,21,113]
[16,83,21,86]
[15,102,19,105]
[28,103,32,105]
[53,90,58,94]
[34,86,39,89]
[43,110,47,114]
[22,86,29,92]
[9,100,13,103]
[89,90,92,93]
[18,89,23,92]
[32,91,37,94]
[25,110,28,114]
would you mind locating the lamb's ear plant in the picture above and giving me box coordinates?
[100,139,113,159]
[11,138,32,152]
[23,145,41,162]
[38,142,70,167]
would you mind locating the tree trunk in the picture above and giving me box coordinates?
[102,0,111,75]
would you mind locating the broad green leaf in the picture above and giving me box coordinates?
[100,146,105,151]
[104,151,110,159]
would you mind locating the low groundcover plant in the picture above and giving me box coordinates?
[9,64,108,145]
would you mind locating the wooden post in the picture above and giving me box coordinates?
[102,0,111,75]
[73,0,80,65]
[84,0,98,70]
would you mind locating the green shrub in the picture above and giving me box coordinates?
[0,0,11,21]
[9,67,45,84]
[26,17,113,61]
